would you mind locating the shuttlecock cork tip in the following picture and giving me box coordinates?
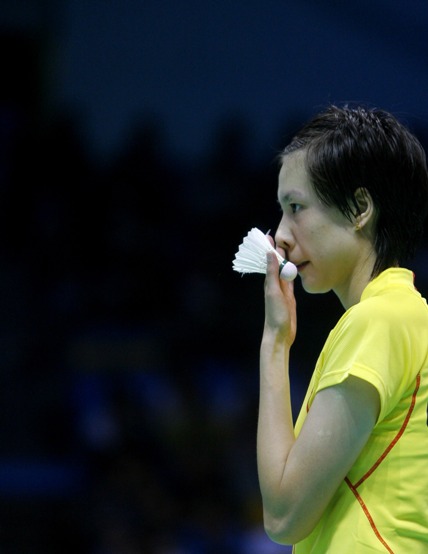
[279,260,298,281]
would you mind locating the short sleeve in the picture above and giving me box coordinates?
[317,297,416,423]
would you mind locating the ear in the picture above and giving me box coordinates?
[353,187,375,231]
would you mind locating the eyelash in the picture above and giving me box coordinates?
[277,202,302,215]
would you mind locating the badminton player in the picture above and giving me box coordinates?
[257,105,428,552]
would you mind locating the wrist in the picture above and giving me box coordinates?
[261,336,291,365]
[260,334,291,381]
[262,326,292,350]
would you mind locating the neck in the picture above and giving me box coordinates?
[336,251,377,310]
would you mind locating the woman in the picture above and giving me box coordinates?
[257,105,428,553]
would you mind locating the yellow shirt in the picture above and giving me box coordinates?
[294,268,428,553]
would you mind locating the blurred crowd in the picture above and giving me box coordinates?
[0,97,427,554]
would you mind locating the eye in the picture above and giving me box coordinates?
[290,203,302,214]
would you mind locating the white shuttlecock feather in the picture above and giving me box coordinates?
[232,228,298,282]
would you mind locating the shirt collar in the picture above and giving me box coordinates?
[360,268,415,302]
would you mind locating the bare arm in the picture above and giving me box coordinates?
[257,252,380,545]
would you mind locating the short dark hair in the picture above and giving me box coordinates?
[282,104,428,276]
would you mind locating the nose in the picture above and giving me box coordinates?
[274,215,293,256]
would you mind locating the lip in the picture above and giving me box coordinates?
[296,262,309,272]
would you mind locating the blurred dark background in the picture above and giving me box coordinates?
[0,1,428,552]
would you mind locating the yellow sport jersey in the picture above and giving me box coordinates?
[293,268,428,553]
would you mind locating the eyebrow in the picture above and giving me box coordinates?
[278,190,305,204]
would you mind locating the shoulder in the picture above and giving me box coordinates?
[341,284,428,333]
[355,270,428,324]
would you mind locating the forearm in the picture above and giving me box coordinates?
[257,330,381,545]
[257,329,295,529]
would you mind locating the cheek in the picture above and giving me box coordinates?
[306,223,332,252]
[309,224,350,265]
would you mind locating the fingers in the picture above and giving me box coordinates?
[265,251,284,295]
[266,252,295,299]
[264,252,279,300]
[264,252,296,341]
[266,251,279,280]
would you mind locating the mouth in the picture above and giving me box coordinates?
[296,262,309,273]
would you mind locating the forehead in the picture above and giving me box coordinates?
[278,150,313,200]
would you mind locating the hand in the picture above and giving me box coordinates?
[263,250,297,348]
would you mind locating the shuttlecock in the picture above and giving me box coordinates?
[232,228,298,281]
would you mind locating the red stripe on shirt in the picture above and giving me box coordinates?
[345,476,395,553]
[354,373,420,489]
[342,373,421,553]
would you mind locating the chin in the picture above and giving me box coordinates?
[301,278,332,295]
